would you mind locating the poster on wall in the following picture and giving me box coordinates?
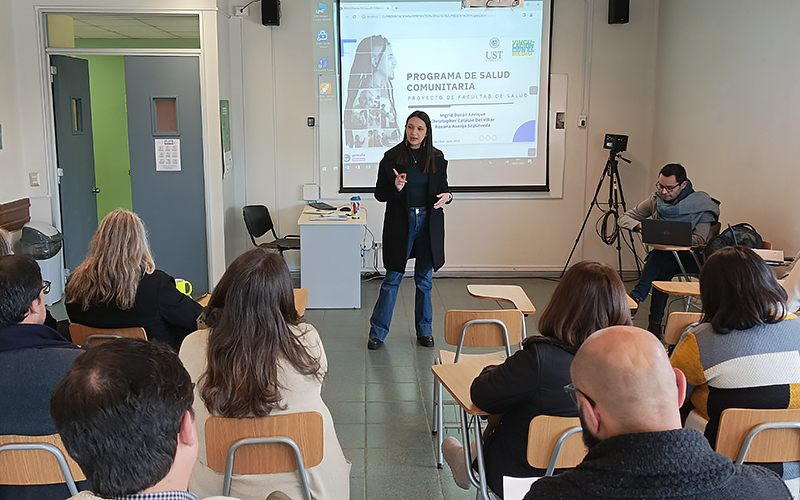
[220,100,232,179]
[155,138,181,171]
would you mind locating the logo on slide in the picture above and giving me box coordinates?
[489,37,500,49]
[512,39,536,56]
[320,82,332,94]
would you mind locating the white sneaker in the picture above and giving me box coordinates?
[442,436,472,489]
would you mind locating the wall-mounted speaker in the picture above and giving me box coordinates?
[262,0,281,26]
[608,0,629,24]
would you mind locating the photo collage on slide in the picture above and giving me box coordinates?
[343,35,401,173]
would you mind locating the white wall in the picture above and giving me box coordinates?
[216,1,251,266]
[228,0,661,274]
[0,1,29,206]
[653,0,800,255]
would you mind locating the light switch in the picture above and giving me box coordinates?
[29,172,40,187]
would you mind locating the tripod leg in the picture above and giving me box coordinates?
[609,157,643,275]
[562,162,612,277]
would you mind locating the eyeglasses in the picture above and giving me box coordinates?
[564,382,595,407]
[42,281,51,294]
[655,182,682,193]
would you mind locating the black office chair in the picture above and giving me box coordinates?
[242,205,300,255]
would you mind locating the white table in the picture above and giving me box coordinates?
[297,208,366,309]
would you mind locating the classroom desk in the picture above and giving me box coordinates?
[654,279,786,299]
[648,244,702,281]
[652,280,701,298]
[466,285,536,315]
[298,209,366,309]
[432,361,493,500]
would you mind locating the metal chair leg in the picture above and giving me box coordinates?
[436,379,444,468]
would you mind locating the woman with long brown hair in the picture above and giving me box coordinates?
[179,247,349,500]
[65,209,201,349]
[442,261,633,497]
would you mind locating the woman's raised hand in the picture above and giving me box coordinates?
[393,168,407,191]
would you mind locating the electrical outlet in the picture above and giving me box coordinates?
[234,5,250,16]
[578,114,587,128]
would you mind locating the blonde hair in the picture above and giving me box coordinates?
[0,228,12,256]
[65,210,155,310]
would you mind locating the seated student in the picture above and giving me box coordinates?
[49,339,237,500]
[65,209,202,350]
[524,326,791,500]
[441,261,632,497]
[0,255,84,500]
[671,245,800,495]
[619,163,719,336]
[179,248,350,500]
[0,227,61,332]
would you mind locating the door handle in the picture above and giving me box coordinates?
[92,187,101,194]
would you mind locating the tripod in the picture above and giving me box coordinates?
[562,149,642,279]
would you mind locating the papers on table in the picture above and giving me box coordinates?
[308,213,350,221]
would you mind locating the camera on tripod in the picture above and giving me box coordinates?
[603,134,628,153]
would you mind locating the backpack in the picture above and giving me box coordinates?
[704,223,763,261]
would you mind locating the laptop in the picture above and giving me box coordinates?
[641,219,693,247]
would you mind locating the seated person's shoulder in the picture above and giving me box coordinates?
[731,463,793,497]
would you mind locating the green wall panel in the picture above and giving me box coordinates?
[83,55,133,219]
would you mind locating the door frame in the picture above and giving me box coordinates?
[35,7,226,291]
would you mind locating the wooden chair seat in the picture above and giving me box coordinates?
[663,311,702,346]
[716,408,800,464]
[68,324,147,347]
[0,434,85,492]
[205,412,324,500]
[527,415,587,475]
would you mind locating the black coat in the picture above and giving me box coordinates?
[66,270,202,350]
[470,337,579,497]
[375,148,450,273]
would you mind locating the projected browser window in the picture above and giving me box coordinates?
[339,0,550,192]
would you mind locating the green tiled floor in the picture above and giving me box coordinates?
[306,276,657,499]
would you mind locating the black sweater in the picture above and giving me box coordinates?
[66,270,202,350]
[525,428,791,500]
[470,337,579,497]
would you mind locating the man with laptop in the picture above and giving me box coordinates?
[619,163,719,336]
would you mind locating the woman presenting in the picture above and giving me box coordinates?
[368,110,451,350]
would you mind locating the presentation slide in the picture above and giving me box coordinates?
[338,0,551,191]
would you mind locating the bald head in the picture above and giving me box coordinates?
[571,326,686,439]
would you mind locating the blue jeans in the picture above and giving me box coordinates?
[631,249,699,325]
[369,207,434,341]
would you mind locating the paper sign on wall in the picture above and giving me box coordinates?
[155,138,181,171]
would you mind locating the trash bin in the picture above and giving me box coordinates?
[19,221,64,306]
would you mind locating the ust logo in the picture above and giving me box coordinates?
[320,82,332,94]
[486,50,503,61]
[486,37,502,60]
